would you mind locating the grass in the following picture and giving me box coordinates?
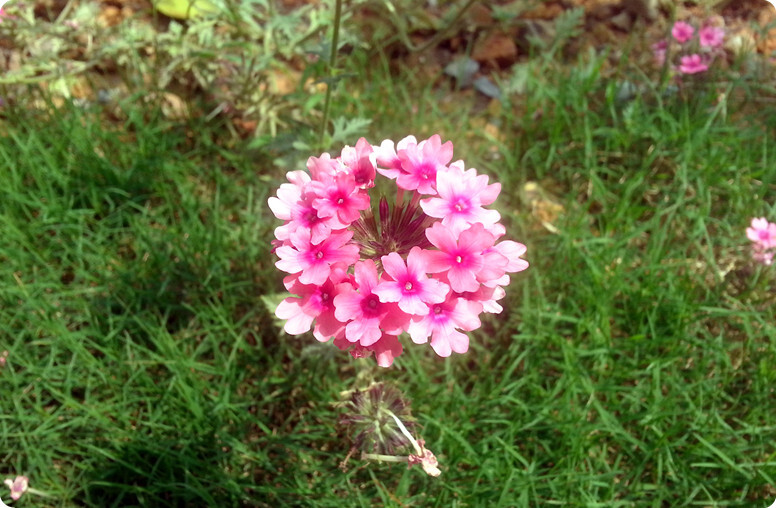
[2,13,776,508]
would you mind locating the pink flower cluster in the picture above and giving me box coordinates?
[653,20,725,75]
[746,217,776,266]
[269,135,528,367]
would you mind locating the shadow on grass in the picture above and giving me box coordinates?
[84,431,242,507]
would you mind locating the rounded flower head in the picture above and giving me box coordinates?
[699,25,725,48]
[672,21,694,44]
[269,135,528,366]
[678,54,708,74]
[747,217,776,266]
[746,217,776,247]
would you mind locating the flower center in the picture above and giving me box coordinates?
[350,191,435,263]
[316,251,324,259]
[455,255,463,263]
[404,281,413,291]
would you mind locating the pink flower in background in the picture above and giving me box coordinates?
[672,21,695,43]
[656,19,726,79]
[699,26,725,48]
[269,135,528,366]
[4,476,28,501]
[678,54,708,74]
[746,217,776,247]
[747,217,776,265]
[652,40,668,66]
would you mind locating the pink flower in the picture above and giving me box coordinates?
[747,217,776,266]
[652,40,667,66]
[269,135,528,366]
[395,134,454,194]
[407,295,482,357]
[311,172,370,225]
[746,217,776,248]
[276,269,349,340]
[4,476,28,501]
[275,228,359,285]
[333,260,409,346]
[340,137,377,188]
[420,162,501,233]
[374,136,418,180]
[424,222,494,293]
[678,54,708,74]
[672,21,694,44]
[369,332,404,367]
[374,247,449,315]
[269,176,344,244]
[699,26,724,48]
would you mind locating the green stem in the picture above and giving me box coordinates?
[362,453,409,463]
[318,0,343,149]
[383,0,477,54]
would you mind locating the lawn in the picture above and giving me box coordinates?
[1,1,776,506]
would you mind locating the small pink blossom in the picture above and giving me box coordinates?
[672,21,694,44]
[747,217,776,266]
[340,137,377,188]
[275,228,359,285]
[374,136,418,180]
[333,260,409,345]
[270,179,344,244]
[652,40,667,66]
[699,26,725,49]
[678,54,708,74]
[395,134,453,194]
[0,350,7,368]
[374,247,449,315]
[420,162,501,233]
[424,222,494,293]
[4,476,28,501]
[746,217,776,248]
[276,269,349,341]
[407,295,482,357]
[310,172,370,225]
